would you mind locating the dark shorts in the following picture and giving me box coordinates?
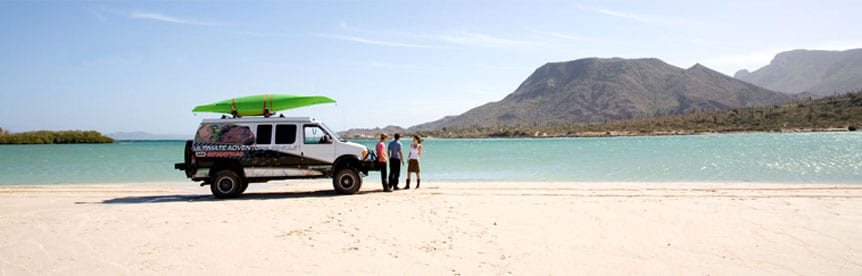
[408,159,420,173]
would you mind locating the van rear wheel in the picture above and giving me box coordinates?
[333,168,362,194]
[211,170,244,199]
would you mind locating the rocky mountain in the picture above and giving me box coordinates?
[735,48,862,97]
[412,58,794,131]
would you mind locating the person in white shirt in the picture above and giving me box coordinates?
[406,135,423,189]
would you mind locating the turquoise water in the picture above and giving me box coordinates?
[0,140,184,185]
[1,133,860,185]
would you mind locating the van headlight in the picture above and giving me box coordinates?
[362,150,369,159]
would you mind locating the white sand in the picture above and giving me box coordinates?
[1,181,861,275]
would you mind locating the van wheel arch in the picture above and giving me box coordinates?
[209,160,245,179]
[333,155,361,173]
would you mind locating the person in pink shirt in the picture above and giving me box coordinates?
[376,133,390,192]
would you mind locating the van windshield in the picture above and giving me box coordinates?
[320,123,345,142]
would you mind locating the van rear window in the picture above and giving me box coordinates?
[275,124,297,144]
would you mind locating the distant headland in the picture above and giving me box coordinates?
[0,129,114,144]
[340,91,861,139]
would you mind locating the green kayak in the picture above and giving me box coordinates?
[193,94,336,116]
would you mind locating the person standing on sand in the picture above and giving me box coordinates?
[376,133,390,192]
[406,135,423,189]
[387,133,404,190]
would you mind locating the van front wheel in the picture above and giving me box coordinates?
[211,170,244,199]
[333,168,362,194]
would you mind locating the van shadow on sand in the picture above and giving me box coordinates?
[98,190,377,204]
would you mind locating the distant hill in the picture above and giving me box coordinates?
[417,90,862,138]
[735,48,862,97]
[412,58,793,131]
[106,131,189,140]
[338,125,408,140]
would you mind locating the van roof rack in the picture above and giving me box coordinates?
[204,116,316,123]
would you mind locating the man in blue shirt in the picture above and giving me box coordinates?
[387,133,404,190]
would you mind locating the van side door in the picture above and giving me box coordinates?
[273,124,301,169]
[251,123,274,171]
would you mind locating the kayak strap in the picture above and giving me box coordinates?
[231,98,238,117]
[262,94,273,117]
[262,94,268,114]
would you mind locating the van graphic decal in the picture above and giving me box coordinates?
[192,141,332,166]
[195,123,255,145]
[203,151,245,158]
[193,143,257,152]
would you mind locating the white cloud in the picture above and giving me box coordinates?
[329,23,547,50]
[578,6,680,25]
[129,11,214,26]
[368,62,439,71]
[438,31,544,49]
[338,22,358,32]
[527,29,602,43]
[315,34,435,48]
[475,64,533,72]
[223,31,286,38]
[543,32,590,41]
[361,61,529,74]
[85,7,108,22]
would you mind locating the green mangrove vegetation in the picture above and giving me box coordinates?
[0,129,114,144]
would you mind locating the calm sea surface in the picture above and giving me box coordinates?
[1,132,860,185]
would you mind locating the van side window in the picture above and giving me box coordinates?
[256,124,272,144]
[304,125,331,144]
[275,124,297,144]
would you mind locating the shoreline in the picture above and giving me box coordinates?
[427,127,857,139]
[0,128,855,143]
[2,179,862,188]
[2,181,861,274]
[342,127,858,140]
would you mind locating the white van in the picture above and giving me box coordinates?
[175,116,379,198]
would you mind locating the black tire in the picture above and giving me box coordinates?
[182,140,196,178]
[333,168,362,194]
[183,140,193,165]
[211,170,244,199]
[239,182,249,194]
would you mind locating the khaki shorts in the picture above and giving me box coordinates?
[407,159,420,173]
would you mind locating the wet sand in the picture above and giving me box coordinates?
[1,181,861,275]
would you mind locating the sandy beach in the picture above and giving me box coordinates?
[1,181,861,275]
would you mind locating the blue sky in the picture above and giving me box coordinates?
[2,0,861,135]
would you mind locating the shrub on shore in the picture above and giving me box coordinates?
[0,130,114,144]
